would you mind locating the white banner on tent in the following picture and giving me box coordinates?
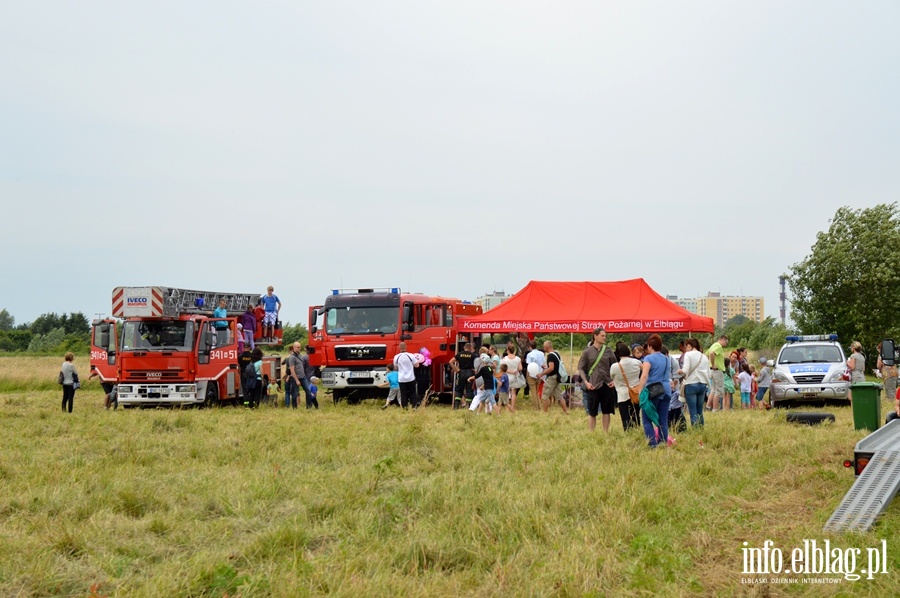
[459,319,694,333]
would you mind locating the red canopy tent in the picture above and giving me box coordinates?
[459,279,715,334]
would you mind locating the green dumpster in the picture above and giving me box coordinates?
[851,382,883,431]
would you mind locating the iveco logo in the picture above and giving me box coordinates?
[146,372,163,378]
[127,298,149,305]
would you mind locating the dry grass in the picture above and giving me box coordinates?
[0,354,898,596]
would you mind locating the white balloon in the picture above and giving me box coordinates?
[527,362,541,377]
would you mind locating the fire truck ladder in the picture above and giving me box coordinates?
[162,287,260,317]
[824,421,900,533]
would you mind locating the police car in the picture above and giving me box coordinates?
[770,335,850,407]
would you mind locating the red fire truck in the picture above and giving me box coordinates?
[307,288,483,402]
[90,286,283,407]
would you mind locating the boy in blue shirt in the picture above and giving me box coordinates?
[212,299,228,345]
[259,286,281,342]
[308,377,319,409]
[381,364,401,409]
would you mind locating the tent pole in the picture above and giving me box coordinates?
[570,332,573,365]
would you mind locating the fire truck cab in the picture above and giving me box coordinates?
[308,288,483,402]
[90,286,282,407]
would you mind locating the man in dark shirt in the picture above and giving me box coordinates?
[450,342,476,409]
[577,327,617,432]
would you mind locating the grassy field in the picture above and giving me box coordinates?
[1,355,898,597]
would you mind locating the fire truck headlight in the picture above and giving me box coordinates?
[118,386,133,394]
[176,385,195,393]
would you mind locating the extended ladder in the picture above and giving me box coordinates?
[161,287,260,317]
[824,420,900,532]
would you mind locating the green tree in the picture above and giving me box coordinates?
[789,203,900,359]
[27,327,67,352]
[30,313,63,336]
[0,308,14,331]
[0,330,32,352]
[63,312,90,335]
[281,323,308,347]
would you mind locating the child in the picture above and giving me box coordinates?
[468,359,496,413]
[756,358,772,409]
[496,363,512,414]
[738,363,752,409]
[105,384,118,410]
[749,364,758,408]
[309,377,319,408]
[381,363,400,409]
[267,375,279,405]
[664,346,686,434]
[722,354,737,410]
[237,323,245,353]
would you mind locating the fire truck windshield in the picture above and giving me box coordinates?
[121,320,195,351]
[325,306,399,335]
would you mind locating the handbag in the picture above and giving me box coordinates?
[512,371,526,389]
[72,372,81,390]
[57,371,64,385]
[619,361,641,405]
[646,381,665,399]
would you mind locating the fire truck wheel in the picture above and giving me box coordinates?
[204,383,219,408]
[332,388,346,404]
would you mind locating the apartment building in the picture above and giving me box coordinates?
[668,293,765,326]
[474,291,509,312]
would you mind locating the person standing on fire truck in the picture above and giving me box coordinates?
[259,286,281,342]
[241,304,257,350]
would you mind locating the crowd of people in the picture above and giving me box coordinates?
[424,329,785,448]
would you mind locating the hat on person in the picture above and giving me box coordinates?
[237,323,243,329]
[758,357,767,364]
[631,343,642,352]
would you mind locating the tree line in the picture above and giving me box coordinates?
[0,309,91,353]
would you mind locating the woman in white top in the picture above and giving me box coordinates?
[609,342,642,431]
[500,343,523,411]
[677,338,710,427]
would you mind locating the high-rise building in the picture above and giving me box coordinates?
[696,292,765,326]
[667,293,765,326]
[474,291,509,312]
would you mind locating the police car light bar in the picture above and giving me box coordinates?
[785,334,839,343]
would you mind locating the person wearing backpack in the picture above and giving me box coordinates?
[242,347,263,408]
[577,327,617,432]
[537,340,569,414]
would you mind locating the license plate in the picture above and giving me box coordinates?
[349,372,371,378]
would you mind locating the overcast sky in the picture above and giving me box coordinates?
[2,1,898,328]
